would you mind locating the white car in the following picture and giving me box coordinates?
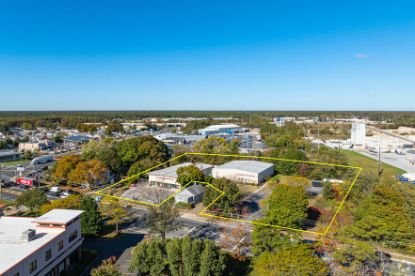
[60,191,70,198]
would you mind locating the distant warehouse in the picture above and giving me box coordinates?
[0,150,21,162]
[148,162,214,189]
[198,124,241,136]
[212,160,274,185]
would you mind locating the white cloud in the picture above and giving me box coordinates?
[354,53,370,59]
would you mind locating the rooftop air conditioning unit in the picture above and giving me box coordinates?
[21,229,36,242]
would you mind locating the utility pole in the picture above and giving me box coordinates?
[317,128,320,150]
[378,145,383,175]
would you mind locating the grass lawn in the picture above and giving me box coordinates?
[340,149,405,177]
[237,183,259,197]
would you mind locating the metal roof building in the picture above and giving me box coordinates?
[198,124,241,136]
[148,162,213,189]
[212,160,274,184]
[175,184,206,204]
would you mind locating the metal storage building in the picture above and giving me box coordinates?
[212,160,274,184]
[148,162,213,189]
[198,124,241,136]
[174,184,206,204]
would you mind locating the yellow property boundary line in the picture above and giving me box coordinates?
[96,152,362,236]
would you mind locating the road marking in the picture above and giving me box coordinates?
[184,226,197,237]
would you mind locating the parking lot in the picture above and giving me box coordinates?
[121,183,176,204]
[239,134,266,153]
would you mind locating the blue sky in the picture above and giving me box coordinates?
[0,0,414,111]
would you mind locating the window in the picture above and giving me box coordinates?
[45,248,52,261]
[69,230,78,243]
[29,260,37,273]
[58,240,64,251]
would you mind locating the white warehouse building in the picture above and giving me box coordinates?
[198,124,242,136]
[0,209,84,276]
[148,162,213,189]
[212,160,274,184]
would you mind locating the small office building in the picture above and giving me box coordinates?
[18,141,55,152]
[0,209,84,276]
[212,160,274,184]
[175,184,206,204]
[148,162,213,189]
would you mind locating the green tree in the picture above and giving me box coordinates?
[16,189,48,214]
[129,238,166,274]
[105,122,124,136]
[200,239,226,276]
[347,183,414,244]
[129,241,151,274]
[333,235,378,274]
[147,239,167,275]
[116,136,169,173]
[251,224,300,256]
[166,238,182,276]
[91,257,122,276]
[265,184,309,228]
[80,196,102,236]
[182,236,203,276]
[129,237,225,276]
[146,199,180,242]
[274,148,306,175]
[176,165,206,186]
[193,137,238,164]
[100,198,128,232]
[251,244,329,276]
[81,139,122,174]
[308,146,348,179]
[323,182,336,200]
[127,159,156,183]
[54,132,65,143]
[203,178,242,214]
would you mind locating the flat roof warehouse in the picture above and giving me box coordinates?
[214,160,274,174]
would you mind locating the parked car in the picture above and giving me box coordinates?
[48,186,62,197]
[60,189,79,198]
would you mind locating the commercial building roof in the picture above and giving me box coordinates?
[184,184,206,196]
[214,160,274,174]
[148,162,212,179]
[201,124,240,131]
[0,209,82,274]
[34,209,83,225]
[0,150,21,157]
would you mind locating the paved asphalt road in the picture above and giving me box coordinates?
[0,191,18,201]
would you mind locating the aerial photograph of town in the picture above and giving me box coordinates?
[1,1,415,275]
